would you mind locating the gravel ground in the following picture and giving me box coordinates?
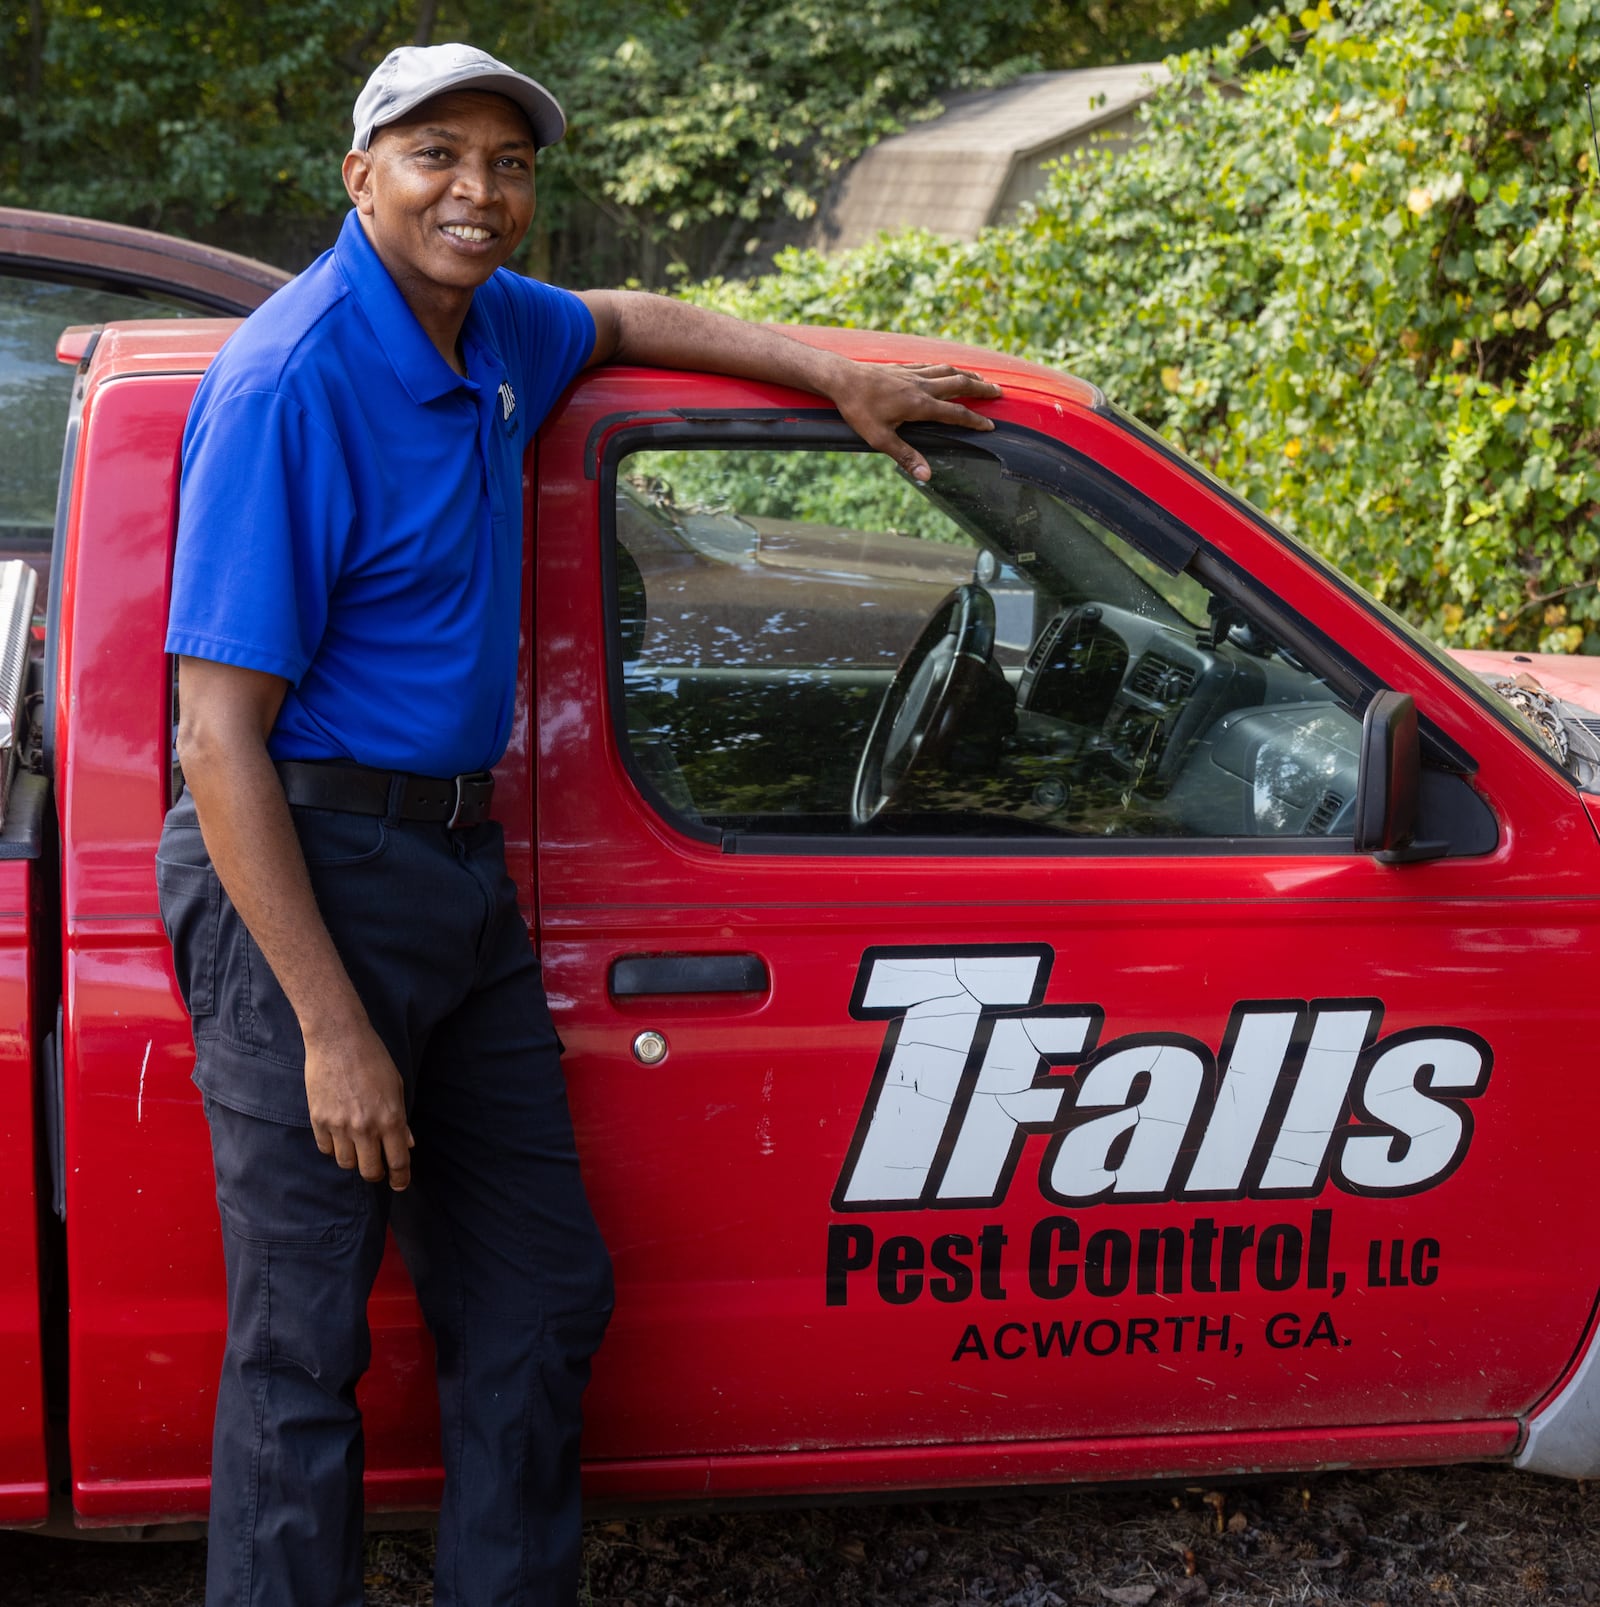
[1,1464,1595,1605]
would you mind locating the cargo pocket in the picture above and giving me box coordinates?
[234,921,309,1069]
[155,855,219,1020]
[205,1098,373,1247]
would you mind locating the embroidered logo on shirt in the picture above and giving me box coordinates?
[498,381,516,422]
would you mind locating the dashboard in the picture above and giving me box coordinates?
[997,601,1363,839]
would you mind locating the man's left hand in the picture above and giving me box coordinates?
[827,362,1003,482]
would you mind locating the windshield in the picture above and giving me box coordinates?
[1102,401,1585,790]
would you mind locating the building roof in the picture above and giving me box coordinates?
[815,63,1171,250]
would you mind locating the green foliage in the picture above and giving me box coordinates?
[0,0,393,225]
[532,0,1036,279]
[1016,0,1271,68]
[0,0,1036,269]
[689,0,1600,651]
[1,0,1264,279]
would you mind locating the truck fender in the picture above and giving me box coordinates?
[1516,1313,1600,1478]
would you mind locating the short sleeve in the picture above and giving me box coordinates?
[481,275,596,448]
[166,388,356,683]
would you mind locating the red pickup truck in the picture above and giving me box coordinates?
[5,218,1600,1534]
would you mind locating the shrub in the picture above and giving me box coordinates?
[691,0,1600,651]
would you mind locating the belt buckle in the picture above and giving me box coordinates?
[448,773,470,830]
[447,771,491,829]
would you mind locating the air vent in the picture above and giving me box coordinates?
[1026,618,1063,674]
[1128,652,1197,703]
[1307,790,1345,834]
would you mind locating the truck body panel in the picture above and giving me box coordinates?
[3,316,1598,1524]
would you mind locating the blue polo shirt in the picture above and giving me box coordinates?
[167,209,595,776]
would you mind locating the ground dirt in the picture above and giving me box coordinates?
[1,1465,1595,1605]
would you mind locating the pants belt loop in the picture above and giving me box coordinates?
[385,771,407,825]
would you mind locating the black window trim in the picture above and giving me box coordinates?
[599,414,1475,858]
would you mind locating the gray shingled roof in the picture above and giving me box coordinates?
[814,64,1172,251]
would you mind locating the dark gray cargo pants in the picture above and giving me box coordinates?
[157,788,613,1607]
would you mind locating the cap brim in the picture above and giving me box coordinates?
[362,67,565,150]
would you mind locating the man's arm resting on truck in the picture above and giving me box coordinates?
[174,656,413,1189]
[577,292,1003,482]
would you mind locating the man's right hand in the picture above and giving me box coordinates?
[305,1018,414,1190]
[177,655,416,1193]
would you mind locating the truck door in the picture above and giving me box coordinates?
[535,383,1600,1497]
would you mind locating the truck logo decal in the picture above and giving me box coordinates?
[831,946,1491,1213]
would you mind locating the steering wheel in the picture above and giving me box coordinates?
[852,584,997,827]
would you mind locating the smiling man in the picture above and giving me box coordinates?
[158,41,998,1607]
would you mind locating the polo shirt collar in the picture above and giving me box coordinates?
[459,295,502,389]
[332,209,472,406]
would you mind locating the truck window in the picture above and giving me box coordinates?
[0,273,196,595]
[608,440,1368,846]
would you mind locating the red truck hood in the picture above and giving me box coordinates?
[1450,649,1600,716]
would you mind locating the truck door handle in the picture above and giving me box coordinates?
[609,953,769,997]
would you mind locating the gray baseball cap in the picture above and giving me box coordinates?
[352,43,566,151]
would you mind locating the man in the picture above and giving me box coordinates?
[158,40,1000,1607]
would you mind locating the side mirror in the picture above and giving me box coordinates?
[1354,690,1445,863]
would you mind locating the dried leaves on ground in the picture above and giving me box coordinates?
[0,1465,1594,1605]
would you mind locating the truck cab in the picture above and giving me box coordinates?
[4,311,1600,1527]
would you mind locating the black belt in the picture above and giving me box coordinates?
[276,761,495,829]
